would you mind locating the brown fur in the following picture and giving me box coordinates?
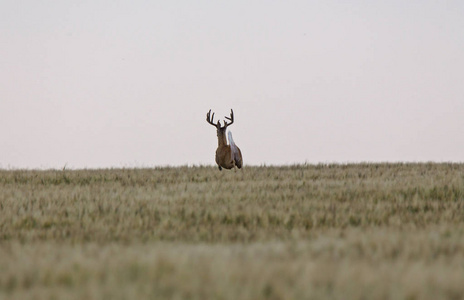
[215,129,242,170]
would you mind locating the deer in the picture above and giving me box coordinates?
[206,109,243,171]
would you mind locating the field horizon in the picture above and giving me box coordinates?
[1,163,463,299]
[2,160,463,171]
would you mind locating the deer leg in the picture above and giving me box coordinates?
[218,165,222,171]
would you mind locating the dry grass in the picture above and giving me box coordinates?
[0,163,463,299]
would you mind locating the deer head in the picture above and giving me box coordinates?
[206,109,236,148]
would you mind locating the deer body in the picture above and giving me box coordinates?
[207,109,242,171]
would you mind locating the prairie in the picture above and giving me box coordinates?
[0,163,463,299]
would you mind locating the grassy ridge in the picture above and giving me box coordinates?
[1,163,464,299]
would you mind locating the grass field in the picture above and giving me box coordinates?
[1,163,464,299]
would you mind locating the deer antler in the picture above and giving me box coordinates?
[207,109,235,128]
[206,109,219,127]
[223,109,234,127]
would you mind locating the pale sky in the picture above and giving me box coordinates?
[1,1,463,169]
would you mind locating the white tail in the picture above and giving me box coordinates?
[228,131,240,162]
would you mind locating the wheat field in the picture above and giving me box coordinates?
[1,163,463,299]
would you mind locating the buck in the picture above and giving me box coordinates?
[206,109,243,171]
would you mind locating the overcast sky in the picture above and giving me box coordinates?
[1,1,463,169]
